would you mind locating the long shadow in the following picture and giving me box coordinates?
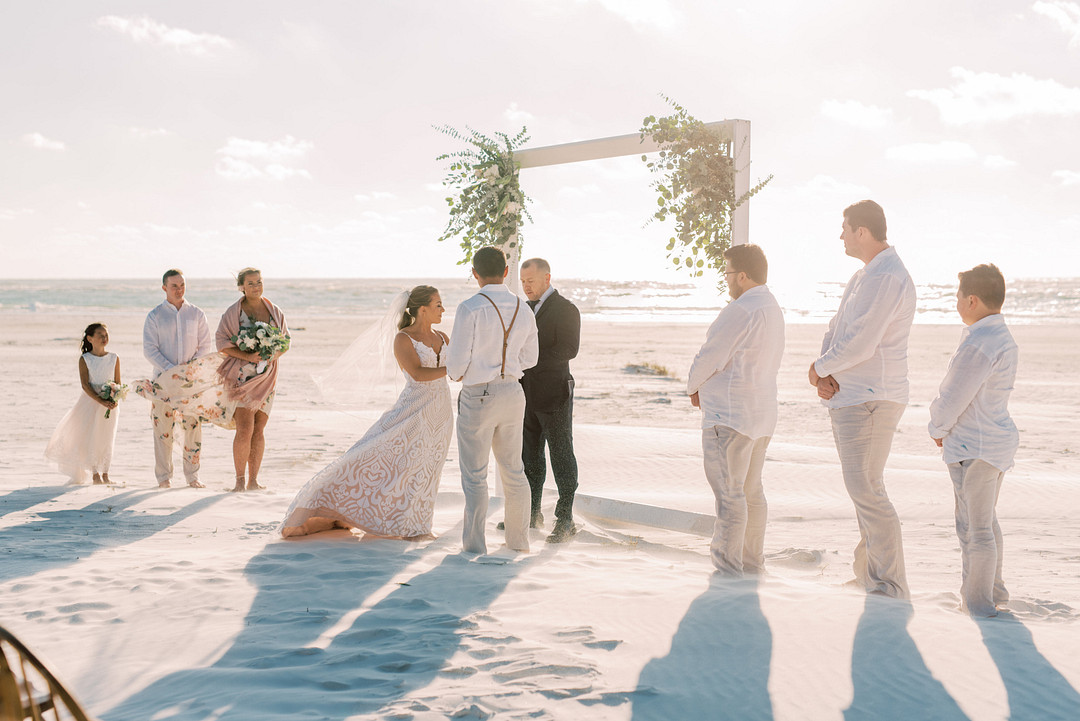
[105,533,461,720]
[631,575,773,721]
[976,613,1080,719]
[844,596,969,721]
[0,490,224,585]
[0,485,78,520]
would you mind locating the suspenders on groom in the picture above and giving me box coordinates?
[478,293,521,380]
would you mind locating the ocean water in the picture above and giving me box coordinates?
[1,277,1078,325]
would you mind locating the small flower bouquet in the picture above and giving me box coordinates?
[99,381,128,419]
[231,322,290,378]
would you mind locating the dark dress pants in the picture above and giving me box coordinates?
[522,390,578,522]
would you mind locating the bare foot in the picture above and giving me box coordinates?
[187,480,206,488]
[246,480,266,491]
[92,473,105,485]
[101,473,112,484]
[403,532,437,542]
[158,480,172,489]
[229,479,246,493]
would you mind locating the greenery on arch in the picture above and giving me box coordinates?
[434,125,532,266]
[641,96,773,279]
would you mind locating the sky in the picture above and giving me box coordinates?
[2,0,1078,295]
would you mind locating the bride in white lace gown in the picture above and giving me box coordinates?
[281,286,452,540]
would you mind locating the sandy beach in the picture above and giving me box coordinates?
[2,311,1079,720]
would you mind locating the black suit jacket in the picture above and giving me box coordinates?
[520,289,580,412]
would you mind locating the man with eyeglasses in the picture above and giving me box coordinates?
[809,199,916,599]
[687,244,785,575]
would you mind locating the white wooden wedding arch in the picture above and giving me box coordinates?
[499,119,752,292]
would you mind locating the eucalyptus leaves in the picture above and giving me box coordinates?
[435,125,531,265]
[641,97,772,278]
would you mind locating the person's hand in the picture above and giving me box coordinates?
[104,400,117,409]
[931,435,943,448]
[816,375,839,400]
[690,391,700,408]
[247,351,263,363]
[808,361,822,387]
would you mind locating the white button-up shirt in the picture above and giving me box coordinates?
[143,300,214,377]
[687,285,786,439]
[814,247,916,408]
[446,284,539,385]
[928,314,1019,472]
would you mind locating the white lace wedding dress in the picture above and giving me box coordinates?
[280,337,453,538]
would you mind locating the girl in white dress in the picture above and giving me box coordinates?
[281,286,453,540]
[45,323,122,484]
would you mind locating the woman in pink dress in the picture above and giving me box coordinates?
[281,285,452,540]
[216,267,289,492]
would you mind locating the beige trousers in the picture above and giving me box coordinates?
[829,401,909,598]
[151,399,202,485]
[456,379,530,554]
[702,425,770,575]
[948,458,1008,616]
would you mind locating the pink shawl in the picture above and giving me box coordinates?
[216,296,289,407]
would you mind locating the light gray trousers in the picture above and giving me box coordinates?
[702,425,770,575]
[948,458,1008,616]
[457,379,531,554]
[829,400,909,599]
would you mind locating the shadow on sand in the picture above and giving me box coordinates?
[632,575,773,721]
[107,525,541,720]
[976,612,1080,719]
[0,489,224,585]
[0,484,79,520]
[844,595,969,721]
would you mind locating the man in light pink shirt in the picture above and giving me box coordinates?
[688,244,785,575]
[810,200,915,599]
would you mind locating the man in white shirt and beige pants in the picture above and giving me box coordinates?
[144,269,214,488]
[688,244,785,575]
[446,247,539,555]
[810,200,916,599]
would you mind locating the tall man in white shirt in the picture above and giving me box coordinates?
[143,269,214,488]
[446,247,539,555]
[688,244,785,575]
[928,264,1018,616]
[810,200,916,598]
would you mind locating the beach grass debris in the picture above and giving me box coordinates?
[622,362,675,378]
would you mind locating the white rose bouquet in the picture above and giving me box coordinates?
[98,381,128,419]
[231,321,291,378]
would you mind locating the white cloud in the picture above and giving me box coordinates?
[1053,169,1080,185]
[1033,1,1080,45]
[983,155,1018,168]
[885,141,979,163]
[0,207,34,221]
[820,100,893,128]
[96,16,234,57]
[22,132,65,151]
[800,175,872,196]
[558,183,603,198]
[356,192,398,202]
[504,102,535,125]
[216,135,313,181]
[591,0,681,31]
[908,66,1080,124]
[218,135,313,162]
[130,127,171,138]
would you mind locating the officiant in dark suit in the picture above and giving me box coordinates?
[519,257,581,543]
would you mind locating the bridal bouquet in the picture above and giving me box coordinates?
[232,322,291,361]
[99,381,128,419]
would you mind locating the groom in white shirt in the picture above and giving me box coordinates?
[809,200,916,598]
[143,269,214,488]
[687,244,785,575]
[446,247,539,554]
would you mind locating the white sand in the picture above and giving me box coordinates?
[2,312,1079,720]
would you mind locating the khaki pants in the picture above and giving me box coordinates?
[151,399,202,485]
[702,425,770,575]
[457,380,530,554]
[829,401,909,598]
[948,459,1008,616]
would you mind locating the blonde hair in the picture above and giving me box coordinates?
[235,267,261,287]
